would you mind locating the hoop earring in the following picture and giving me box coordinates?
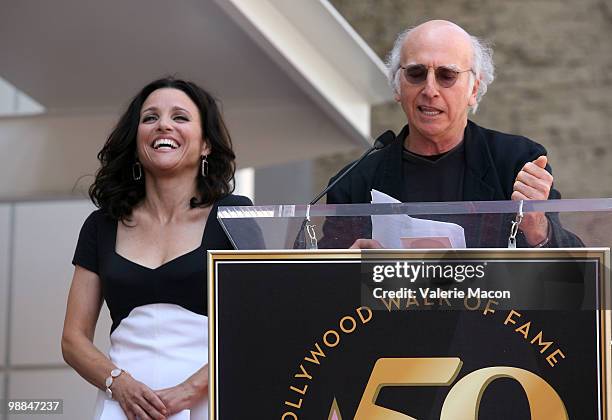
[132,161,143,181]
[201,155,209,177]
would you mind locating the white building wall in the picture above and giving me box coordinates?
[0,205,10,374]
[0,200,110,419]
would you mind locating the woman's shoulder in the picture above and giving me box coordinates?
[73,208,115,273]
[82,208,114,226]
[216,194,253,207]
[77,209,117,240]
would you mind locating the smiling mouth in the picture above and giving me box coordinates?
[152,138,179,150]
[418,106,443,116]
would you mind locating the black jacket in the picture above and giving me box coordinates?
[323,120,583,248]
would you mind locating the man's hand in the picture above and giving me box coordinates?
[350,239,384,249]
[511,156,552,246]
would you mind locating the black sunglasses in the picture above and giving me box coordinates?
[400,64,474,88]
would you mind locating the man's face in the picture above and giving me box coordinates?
[395,23,479,151]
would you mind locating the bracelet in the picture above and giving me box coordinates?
[105,368,126,399]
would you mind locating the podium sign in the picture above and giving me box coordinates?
[209,249,610,419]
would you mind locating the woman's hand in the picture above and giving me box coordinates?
[155,365,209,415]
[111,372,168,420]
[63,266,167,420]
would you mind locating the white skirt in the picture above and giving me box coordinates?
[93,303,209,420]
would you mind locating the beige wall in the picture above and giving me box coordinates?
[0,200,111,419]
[0,114,115,199]
[327,0,612,198]
[0,113,257,201]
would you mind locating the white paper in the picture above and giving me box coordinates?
[371,189,466,249]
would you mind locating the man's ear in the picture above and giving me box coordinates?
[468,76,480,107]
[394,84,404,102]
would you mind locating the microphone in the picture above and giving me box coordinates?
[308,130,396,205]
[293,130,396,249]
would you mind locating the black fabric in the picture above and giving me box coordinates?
[401,140,465,203]
[322,120,583,248]
[72,194,252,333]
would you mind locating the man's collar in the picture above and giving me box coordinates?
[379,120,495,201]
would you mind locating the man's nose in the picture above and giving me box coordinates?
[421,68,440,98]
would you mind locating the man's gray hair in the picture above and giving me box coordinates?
[385,27,495,113]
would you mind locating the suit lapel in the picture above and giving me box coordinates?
[463,121,498,201]
[374,125,407,201]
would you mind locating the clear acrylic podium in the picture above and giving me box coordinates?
[217,198,612,250]
[210,198,612,419]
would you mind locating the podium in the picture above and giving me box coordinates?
[209,198,612,419]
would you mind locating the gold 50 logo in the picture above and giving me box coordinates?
[329,358,567,420]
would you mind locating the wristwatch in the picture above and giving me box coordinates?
[105,368,124,399]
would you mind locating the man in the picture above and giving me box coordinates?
[324,20,581,248]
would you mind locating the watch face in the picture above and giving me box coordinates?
[105,377,113,388]
[111,368,122,377]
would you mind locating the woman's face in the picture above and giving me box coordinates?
[136,88,209,177]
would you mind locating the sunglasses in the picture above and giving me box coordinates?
[400,64,474,88]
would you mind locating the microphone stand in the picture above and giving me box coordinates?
[293,130,396,249]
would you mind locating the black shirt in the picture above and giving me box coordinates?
[401,141,465,203]
[72,194,252,333]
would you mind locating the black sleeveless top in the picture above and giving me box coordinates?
[72,194,252,333]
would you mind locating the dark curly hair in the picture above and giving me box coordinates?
[89,77,235,220]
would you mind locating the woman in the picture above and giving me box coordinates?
[62,77,251,420]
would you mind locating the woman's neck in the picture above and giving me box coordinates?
[140,173,200,224]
